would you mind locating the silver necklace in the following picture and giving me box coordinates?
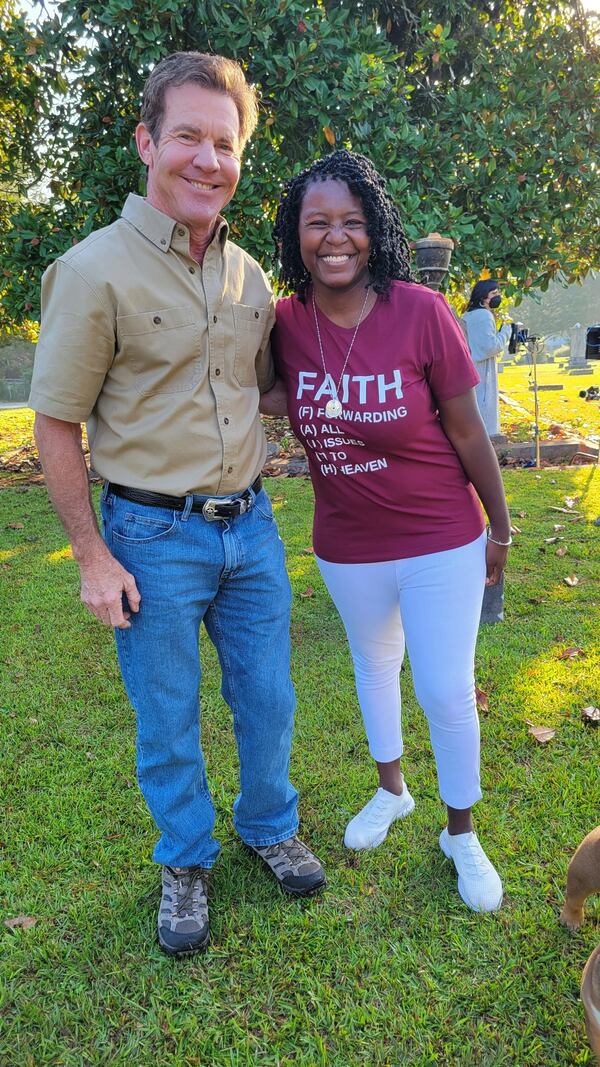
[311,286,371,418]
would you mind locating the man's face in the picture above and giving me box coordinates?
[135,83,241,236]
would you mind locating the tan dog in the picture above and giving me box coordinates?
[560,826,600,931]
[560,826,600,1061]
[581,943,600,1062]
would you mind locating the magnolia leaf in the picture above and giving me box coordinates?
[475,686,489,712]
[563,575,579,587]
[511,524,522,535]
[299,586,315,598]
[4,915,37,931]
[555,546,568,557]
[553,524,565,531]
[545,536,558,544]
[581,706,600,725]
[6,522,24,530]
[558,646,585,659]
[323,126,336,146]
[526,721,556,744]
[550,507,582,515]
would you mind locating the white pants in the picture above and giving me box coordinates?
[316,533,487,810]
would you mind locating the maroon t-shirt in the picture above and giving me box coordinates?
[272,281,485,563]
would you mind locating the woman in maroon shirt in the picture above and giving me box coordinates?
[263,150,511,912]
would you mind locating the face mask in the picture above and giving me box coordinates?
[489,295,501,309]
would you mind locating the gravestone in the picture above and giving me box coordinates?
[480,575,504,624]
[569,324,593,374]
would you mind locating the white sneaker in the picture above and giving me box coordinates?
[344,786,415,850]
[439,827,503,912]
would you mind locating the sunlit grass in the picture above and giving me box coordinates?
[500,360,600,441]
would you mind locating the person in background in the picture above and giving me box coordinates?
[29,51,325,959]
[461,280,512,437]
[262,150,511,913]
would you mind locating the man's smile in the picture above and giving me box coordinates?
[185,178,220,191]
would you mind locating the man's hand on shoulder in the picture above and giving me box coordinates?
[79,547,141,629]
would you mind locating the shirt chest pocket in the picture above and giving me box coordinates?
[232,303,268,388]
[116,306,201,397]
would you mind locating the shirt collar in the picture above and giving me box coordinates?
[121,193,229,253]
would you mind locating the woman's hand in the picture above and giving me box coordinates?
[485,538,509,586]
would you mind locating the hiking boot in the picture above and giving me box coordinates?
[344,785,415,850]
[158,865,210,956]
[249,836,326,896]
[439,827,503,912]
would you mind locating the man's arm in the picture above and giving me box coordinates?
[34,414,140,628]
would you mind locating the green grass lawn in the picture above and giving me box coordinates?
[1,424,599,1064]
[499,360,600,442]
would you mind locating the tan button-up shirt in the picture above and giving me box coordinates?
[29,194,275,496]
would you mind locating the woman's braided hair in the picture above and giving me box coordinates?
[273,149,414,301]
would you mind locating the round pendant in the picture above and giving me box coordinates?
[325,397,343,418]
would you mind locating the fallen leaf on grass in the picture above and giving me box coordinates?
[6,522,24,530]
[301,547,314,555]
[511,524,522,535]
[517,511,526,518]
[4,915,37,931]
[564,496,580,509]
[557,647,586,660]
[581,706,600,726]
[526,721,556,744]
[553,524,565,532]
[550,507,582,515]
[545,536,558,544]
[475,687,489,712]
[299,587,315,598]
[563,575,579,587]
[555,546,568,557]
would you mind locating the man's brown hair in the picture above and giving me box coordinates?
[140,52,259,150]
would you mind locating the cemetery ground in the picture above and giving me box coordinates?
[0,405,599,1066]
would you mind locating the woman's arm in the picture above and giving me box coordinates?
[259,377,289,416]
[437,389,511,586]
[464,310,505,362]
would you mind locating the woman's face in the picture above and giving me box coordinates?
[482,287,501,309]
[298,178,371,293]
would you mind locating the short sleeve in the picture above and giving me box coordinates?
[28,260,116,422]
[255,293,276,394]
[422,292,480,402]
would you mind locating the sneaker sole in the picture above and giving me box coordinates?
[244,843,326,897]
[158,928,210,957]
[344,795,415,851]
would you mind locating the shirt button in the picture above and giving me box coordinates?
[215,368,221,376]
[177,228,185,236]
[160,238,166,245]
[213,315,217,323]
[224,417,229,425]
[153,315,162,324]
[254,311,260,319]
[189,267,195,274]
[228,466,233,473]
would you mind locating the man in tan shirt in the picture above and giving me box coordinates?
[30,52,325,957]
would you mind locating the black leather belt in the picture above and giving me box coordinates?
[107,476,262,522]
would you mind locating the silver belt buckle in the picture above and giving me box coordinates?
[202,498,221,522]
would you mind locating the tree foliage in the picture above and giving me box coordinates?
[1,0,599,327]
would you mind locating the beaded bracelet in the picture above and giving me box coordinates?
[487,527,513,547]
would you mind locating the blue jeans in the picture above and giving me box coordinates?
[100,484,299,868]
